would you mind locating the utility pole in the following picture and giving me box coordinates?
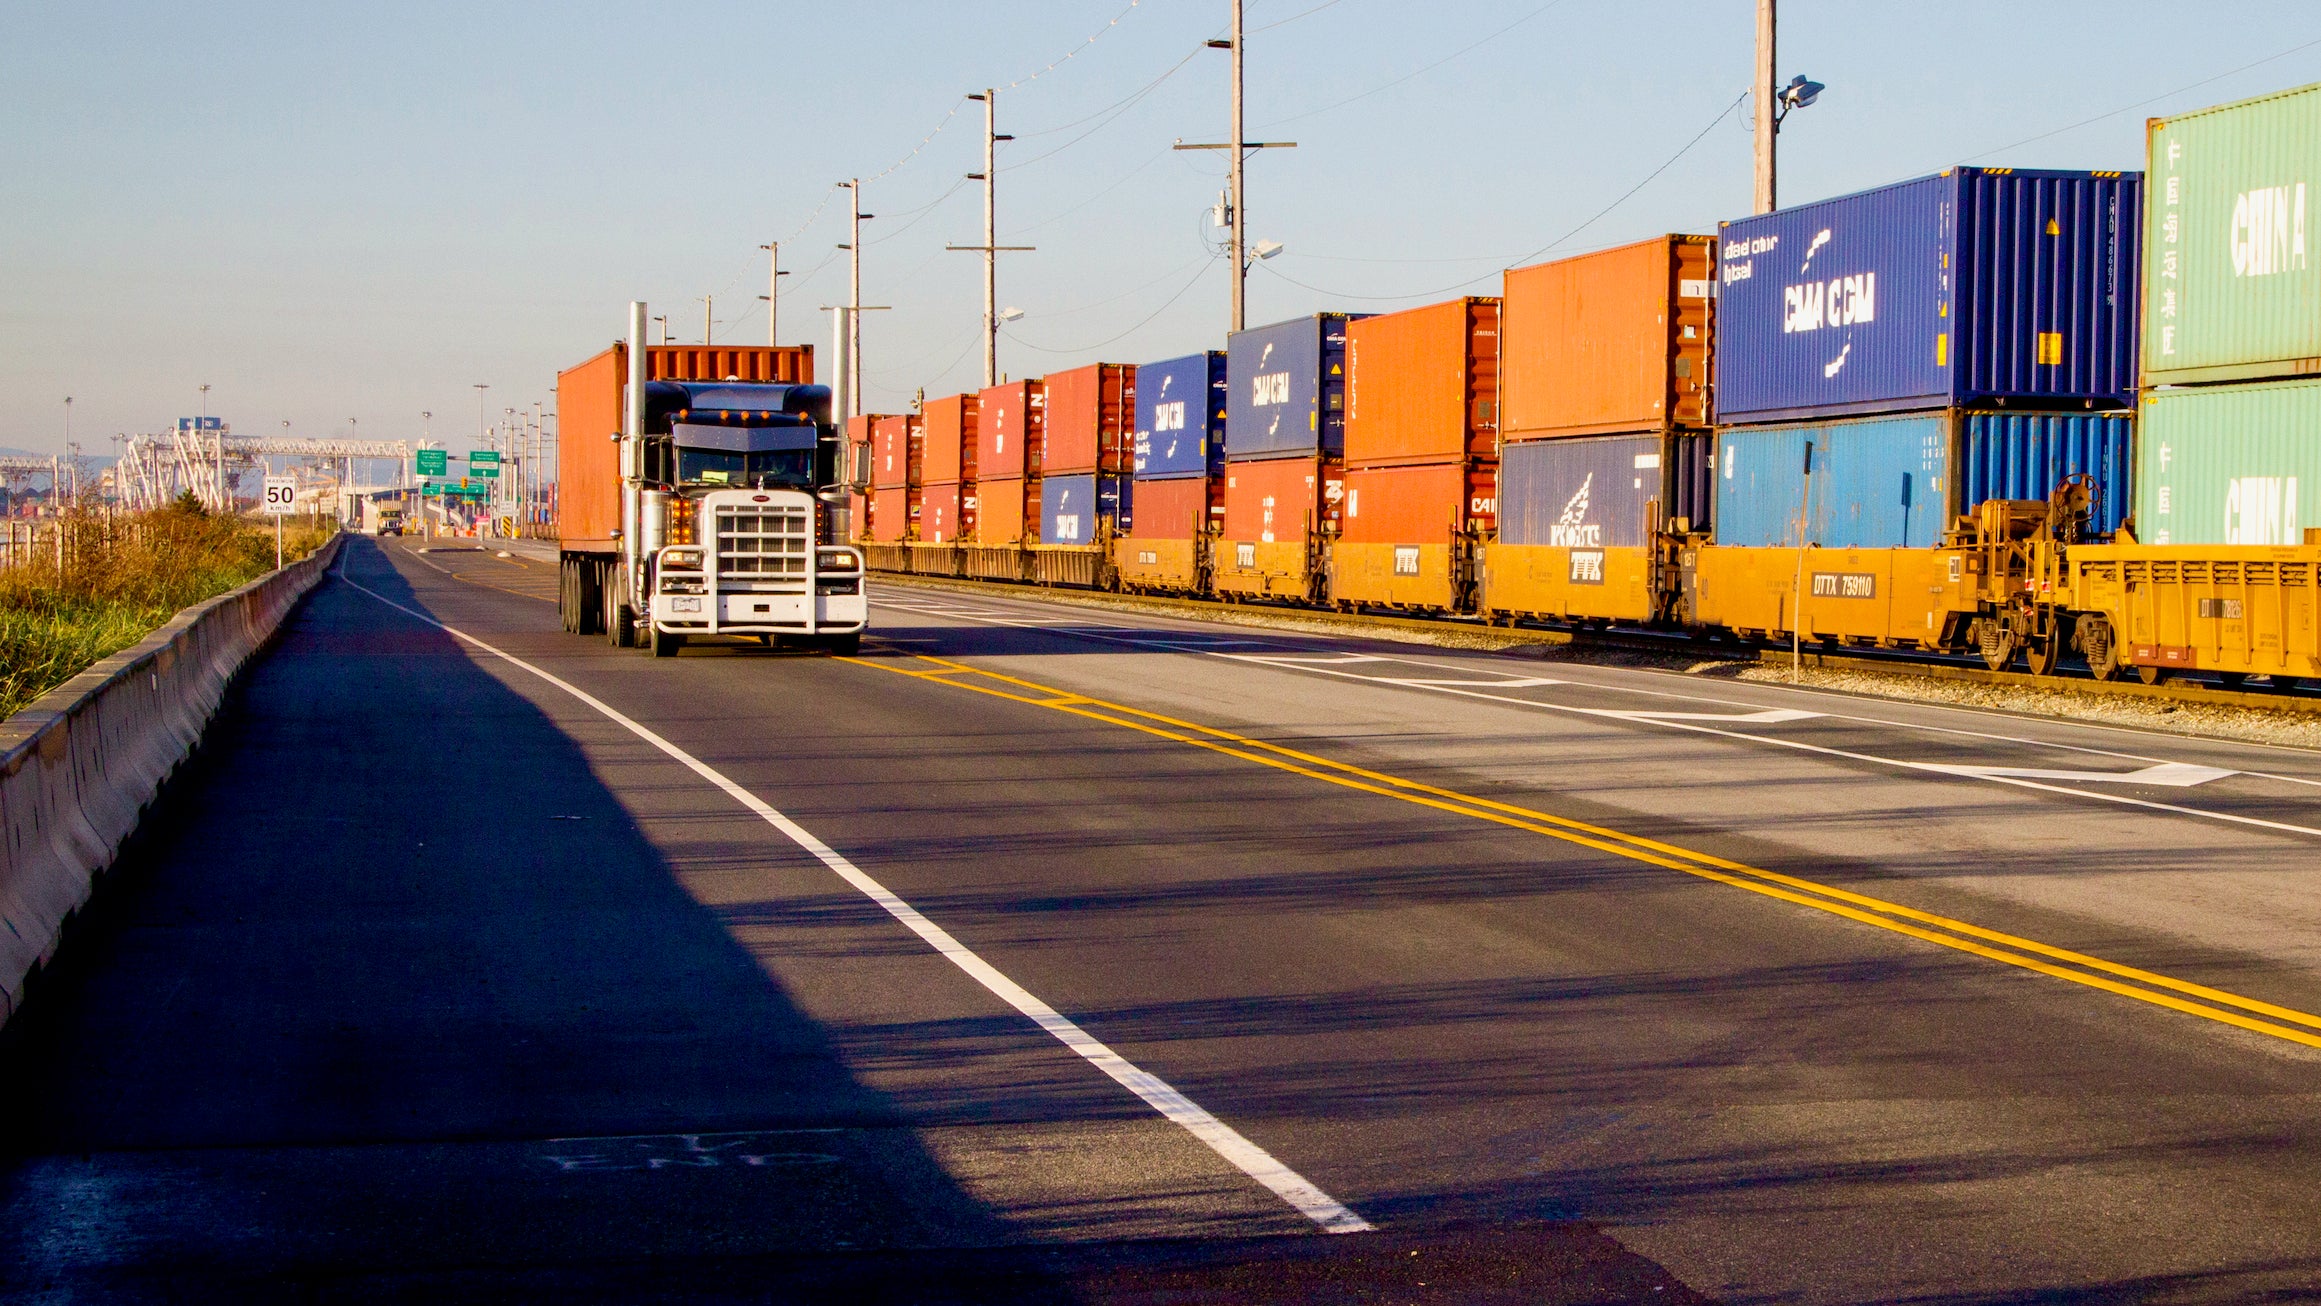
[1175,0,1294,333]
[653,315,669,345]
[1755,0,1777,214]
[837,180,876,416]
[701,295,714,345]
[949,89,1034,387]
[757,241,788,346]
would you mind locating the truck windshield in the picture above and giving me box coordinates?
[676,448,815,490]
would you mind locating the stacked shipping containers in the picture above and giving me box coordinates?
[1217,315,1361,600]
[1701,167,2142,643]
[1039,362,1133,548]
[868,413,920,543]
[845,414,877,542]
[1337,298,1500,610]
[1117,351,1226,591]
[974,379,1044,547]
[2136,82,2321,546]
[920,393,978,546]
[1484,235,1714,623]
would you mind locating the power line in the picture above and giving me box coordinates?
[1256,0,1574,131]
[1001,0,1146,90]
[1248,0,1346,34]
[1964,33,2321,162]
[1009,47,1205,167]
[1001,255,1220,354]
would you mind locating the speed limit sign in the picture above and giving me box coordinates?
[262,476,296,515]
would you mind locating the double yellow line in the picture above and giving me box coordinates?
[852,650,2321,1052]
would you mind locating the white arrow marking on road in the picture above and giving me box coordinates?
[1599,708,1823,724]
[1930,761,2237,788]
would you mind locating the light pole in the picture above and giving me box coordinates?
[757,241,789,346]
[837,179,876,416]
[1752,0,1823,214]
[1174,0,1295,334]
[949,90,1035,388]
[653,315,669,345]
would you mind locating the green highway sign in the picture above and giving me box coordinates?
[415,448,448,477]
[469,449,501,478]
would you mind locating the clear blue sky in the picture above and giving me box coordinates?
[8,1,2321,453]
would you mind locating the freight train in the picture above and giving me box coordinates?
[851,81,2321,692]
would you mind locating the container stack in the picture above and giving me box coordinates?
[868,413,918,543]
[1117,351,1225,592]
[919,393,978,546]
[2135,83,2321,546]
[974,379,1045,547]
[1711,168,2143,552]
[1216,314,1362,600]
[1336,297,1500,610]
[1039,362,1134,548]
[1483,234,1714,623]
[845,414,877,542]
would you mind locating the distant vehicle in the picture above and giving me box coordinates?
[554,303,867,657]
[361,500,405,536]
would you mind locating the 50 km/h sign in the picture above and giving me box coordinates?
[262,476,296,515]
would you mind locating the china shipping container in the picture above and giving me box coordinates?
[1714,167,2142,424]
[978,380,1045,481]
[1715,410,2133,549]
[1501,235,1713,440]
[1342,297,1500,466]
[871,486,911,542]
[1134,351,1228,479]
[2134,376,2321,545]
[1226,313,1365,461]
[2144,82,2321,385]
[556,342,812,550]
[922,392,978,486]
[1216,455,1341,599]
[1044,363,1133,475]
[921,483,961,545]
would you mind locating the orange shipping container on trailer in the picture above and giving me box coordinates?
[871,487,910,542]
[923,393,979,485]
[1500,234,1711,440]
[977,380,1045,481]
[1043,363,1133,475]
[1340,463,1470,544]
[1343,298,1500,467]
[1222,456,1340,543]
[922,483,961,544]
[1125,475,1208,538]
[872,414,914,490]
[978,476,1029,544]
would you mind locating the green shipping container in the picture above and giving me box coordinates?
[2135,377,2321,545]
[2145,82,2321,384]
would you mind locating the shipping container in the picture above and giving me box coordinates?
[922,393,979,486]
[1226,313,1365,461]
[1134,351,1228,479]
[2144,82,2321,385]
[871,414,915,490]
[977,380,1045,481]
[1715,167,2142,424]
[1343,298,1500,466]
[1125,475,1207,539]
[1668,432,1715,534]
[979,476,1027,545]
[1337,462,1474,609]
[1217,455,1341,599]
[1497,434,1668,549]
[1956,410,2133,538]
[2134,376,2321,545]
[1045,363,1133,475]
[921,483,961,545]
[1041,473,1100,546]
[871,486,910,543]
[1114,474,1208,592]
[1501,235,1713,440]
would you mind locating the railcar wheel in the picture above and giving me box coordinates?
[1977,620,2018,672]
[2138,665,2165,686]
[2025,627,2063,678]
[2079,615,2122,681]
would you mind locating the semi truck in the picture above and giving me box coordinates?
[555,302,868,657]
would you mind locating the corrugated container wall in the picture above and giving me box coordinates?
[1501,235,1713,440]
[556,347,625,548]
[1717,415,1949,548]
[1223,456,1339,542]
[1343,297,1500,466]
[2134,376,2321,545]
[1497,435,1668,549]
[871,486,909,542]
[1134,352,1227,479]
[1044,363,1132,476]
[1715,168,2141,423]
[922,393,977,485]
[977,380,1043,481]
[1956,411,2134,538]
[872,415,912,490]
[979,477,1027,545]
[921,484,961,545]
[2144,82,2321,384]
[1227,314,1364,461]
[1127,474,1206,538]
[1042,473,1100,545]
[1342,463,1471,543]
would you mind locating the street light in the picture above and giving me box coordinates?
[996,306,1025,325]
[1247,239,1284,264]
[1776,74,1824,126]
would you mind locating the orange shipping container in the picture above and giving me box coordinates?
[872,414,915,490]
[1343,298,1499,468]
[977,380,1045,481]
[1043,363,1133,475]
[1500,234,1711,440]
[1125,475,1208,538]
[1340,463,1471,544]
[978,476,1029,544]
[922,483,961,544]
[923,393,979,485]
[1222,456,1340,544]
[870,487,910,542]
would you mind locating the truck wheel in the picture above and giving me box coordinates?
[823,632,861,656]
[559,560,578,633]
[651,625,684,658]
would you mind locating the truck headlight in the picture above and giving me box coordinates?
[816,548,862,572]
[663,547,704,570]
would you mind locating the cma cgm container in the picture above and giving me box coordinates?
[1041,473,1102,546]
[1715,410,2132,549]
[1134,351,1227,479]
[2144,81,2321,385]
[1342,297,1500,467]
[2134,376,2321,545]
[978,380,1044,481]
[1227,313,1364,461]
[1216,455,1341,599]
[1716,167,2142,424]
[1501,235,1713,440]
[1044,363,1132,475]
[922,393,978,486]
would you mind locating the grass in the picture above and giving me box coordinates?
[0,499,332,721]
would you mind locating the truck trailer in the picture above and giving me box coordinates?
[555,303,867,656]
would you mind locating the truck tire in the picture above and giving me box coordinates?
[823,632,861,656]
[603,564,637,648]
[558,559,578,633]
[570,558,603,635]
[651,624,684,658]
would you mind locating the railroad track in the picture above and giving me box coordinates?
[869,570,2321,719]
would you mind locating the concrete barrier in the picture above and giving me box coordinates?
[0,531,345,1022]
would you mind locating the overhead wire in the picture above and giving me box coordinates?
[999,0,1145,91]
[1001,254,1221,354]
[1255,0,1574,131]
[1964,33,2321,161]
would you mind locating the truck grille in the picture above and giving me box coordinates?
[716,504,811,588]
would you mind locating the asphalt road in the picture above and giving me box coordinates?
[4,537,2320,1303]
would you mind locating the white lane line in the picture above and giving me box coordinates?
[1606,708,1822,725]
[341,568,1370,1235]
[1932,762,2238,788]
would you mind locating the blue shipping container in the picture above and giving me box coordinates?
[1498,435,1665,548]
[1714,410,2133,548]
[1226,314,1363,461]
[1106,473,1131,534]
[1042,473,1099,545]
[1715,168,2142,424]
[1956,411,2132,538]
[1133,351,1227,479]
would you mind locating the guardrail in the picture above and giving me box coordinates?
[0,531,345,1022]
